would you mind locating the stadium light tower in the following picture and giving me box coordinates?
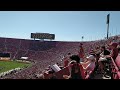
[116,28,117,36]
[82,36,84,41]
[106,14,110,39]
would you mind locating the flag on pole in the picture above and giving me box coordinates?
[106,14,110,24]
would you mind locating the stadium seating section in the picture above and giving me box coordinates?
[0,35,120,79]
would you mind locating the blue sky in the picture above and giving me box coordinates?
[0,11,120,41]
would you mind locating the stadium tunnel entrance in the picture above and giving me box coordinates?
[0,52,11,61]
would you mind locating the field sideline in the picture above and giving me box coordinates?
[0,60,32,73]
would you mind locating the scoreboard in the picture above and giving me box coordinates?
[31,33,55,40]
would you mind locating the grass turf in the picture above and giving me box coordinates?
[0,60,31,73]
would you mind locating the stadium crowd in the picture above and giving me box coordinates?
[0,35,120,79]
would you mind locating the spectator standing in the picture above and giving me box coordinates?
[109,42,118,60]
[78,43,84,62]
[63,53,71,67]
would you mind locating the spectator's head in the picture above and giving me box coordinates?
[70,55,80,63]
[48,70,55,79]
[96,46,99,49]
[79,43,83,47]
[80,43,83,46]
[101,46,106,51]
[56,63,59,66]
[96,53,100,59]
[117,42,120,53]
[89,50,95,56]
[118,48,120,53]
[68,53,71,55]
[48,70,54,74]
[90,52,96,57]
[86,55,95,62]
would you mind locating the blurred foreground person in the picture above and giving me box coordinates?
[81,55,96,71]
[63,55,83,79]
[98,46,110,73]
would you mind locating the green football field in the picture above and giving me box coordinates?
[0,60,32,73]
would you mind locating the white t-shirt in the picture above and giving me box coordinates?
[86,62,95,71]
